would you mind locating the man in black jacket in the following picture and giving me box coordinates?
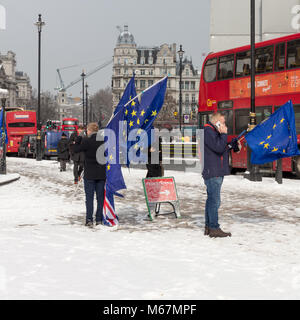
[69,125,85,184]
[57,133,69,172]
[73,122,106,227]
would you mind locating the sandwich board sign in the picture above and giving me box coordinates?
[142,176,181,221]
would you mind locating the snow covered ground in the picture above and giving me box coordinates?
[0,157,299,299]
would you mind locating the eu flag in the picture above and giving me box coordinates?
[0,108,8,144]
[123,76,168,162]
[113,75,137,115]
[245,100,300,164]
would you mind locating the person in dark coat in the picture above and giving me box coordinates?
[57,133,69,172]
[146,136,163,178]
[69,125,85,184]
[202,112,240,238]
[73,122,106,227]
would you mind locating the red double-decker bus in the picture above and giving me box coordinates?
[198,33,300,177]
[61,117,79,133]
[6,110,37,153]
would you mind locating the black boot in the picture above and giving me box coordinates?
[209,228,231,238]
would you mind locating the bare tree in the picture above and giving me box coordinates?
[30,90,59,124]
[90,86,113,127]
[155,92,177,129]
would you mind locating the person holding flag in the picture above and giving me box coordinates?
[102,76,168,226]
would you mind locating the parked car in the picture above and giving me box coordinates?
[18,134,37,158]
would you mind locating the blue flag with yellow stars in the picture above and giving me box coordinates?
[113,75,137,116]
[123,76,168,162]
[245,100,300,164]
[0,108,8,144]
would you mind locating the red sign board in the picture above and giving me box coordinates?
[143,177,177,203]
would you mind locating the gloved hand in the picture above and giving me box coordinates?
[228,138,241,153]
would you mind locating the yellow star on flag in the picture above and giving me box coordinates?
[134,144,139,150]
[151,110,157,117]
[125,109,128,115]
[129,121,134,127]
[267,135,272,139]
[145,119,149,123]
[131,110,137,117]
[137,129,142,134]
[271,147,278,152]
[273,124,277,129]
[137,118,140,125]
[264,143,270,149]
[280,118,285,123]
[141,110,145,116]
[107,164,111,171]
[259,141,265,145]
[283,149,286,153]
[109,154,113,161]
[131,100,136,107]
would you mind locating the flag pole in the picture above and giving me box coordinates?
[124,76,168,107]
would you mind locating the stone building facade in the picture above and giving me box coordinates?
[112,26,200,126]
[15,71,32,108]
[0,51,32,109]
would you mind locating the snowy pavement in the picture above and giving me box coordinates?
[0,173,20,186]
[0,157,299,299]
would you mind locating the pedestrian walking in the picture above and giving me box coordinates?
[57,133,69,172]
[202,112,241,238]
[69,125,85,184]
[73,122,106,227]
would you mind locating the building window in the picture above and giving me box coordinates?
[140,80,146,88]
[141,57,145,65]
[185,81,189,90]
[148,80,153,86]
[192,94,195,103]
[116,68,120,75]
[186,68,189,76]
[191,81,195,90]
[149,69,153,75]
[185,94,189,102]
[141,69,145,75]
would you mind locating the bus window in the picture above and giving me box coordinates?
[218,100,233,110]
[287,39,300,69]
[221,110,233,134]
[218,54,234,80]
[236,51,251,77]
[294,105,300,134]
[255,46,273,74]
[275,43,286,71]
[203,58,217,82]
[235,109,250,134]
[8,122,35,128]
[256,106,272,124]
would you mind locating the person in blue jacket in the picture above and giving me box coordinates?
[202,112,240,238]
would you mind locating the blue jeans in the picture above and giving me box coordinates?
[84,179,105,223]
[204,177,224,229]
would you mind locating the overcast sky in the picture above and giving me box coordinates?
[0,0,210,97]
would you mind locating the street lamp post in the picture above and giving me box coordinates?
[81,70,86,126]
[85,83,89,125]
[244,0,262,181]
[177,45,185,133]
[35,14,45,161]
[0,88,8,175]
